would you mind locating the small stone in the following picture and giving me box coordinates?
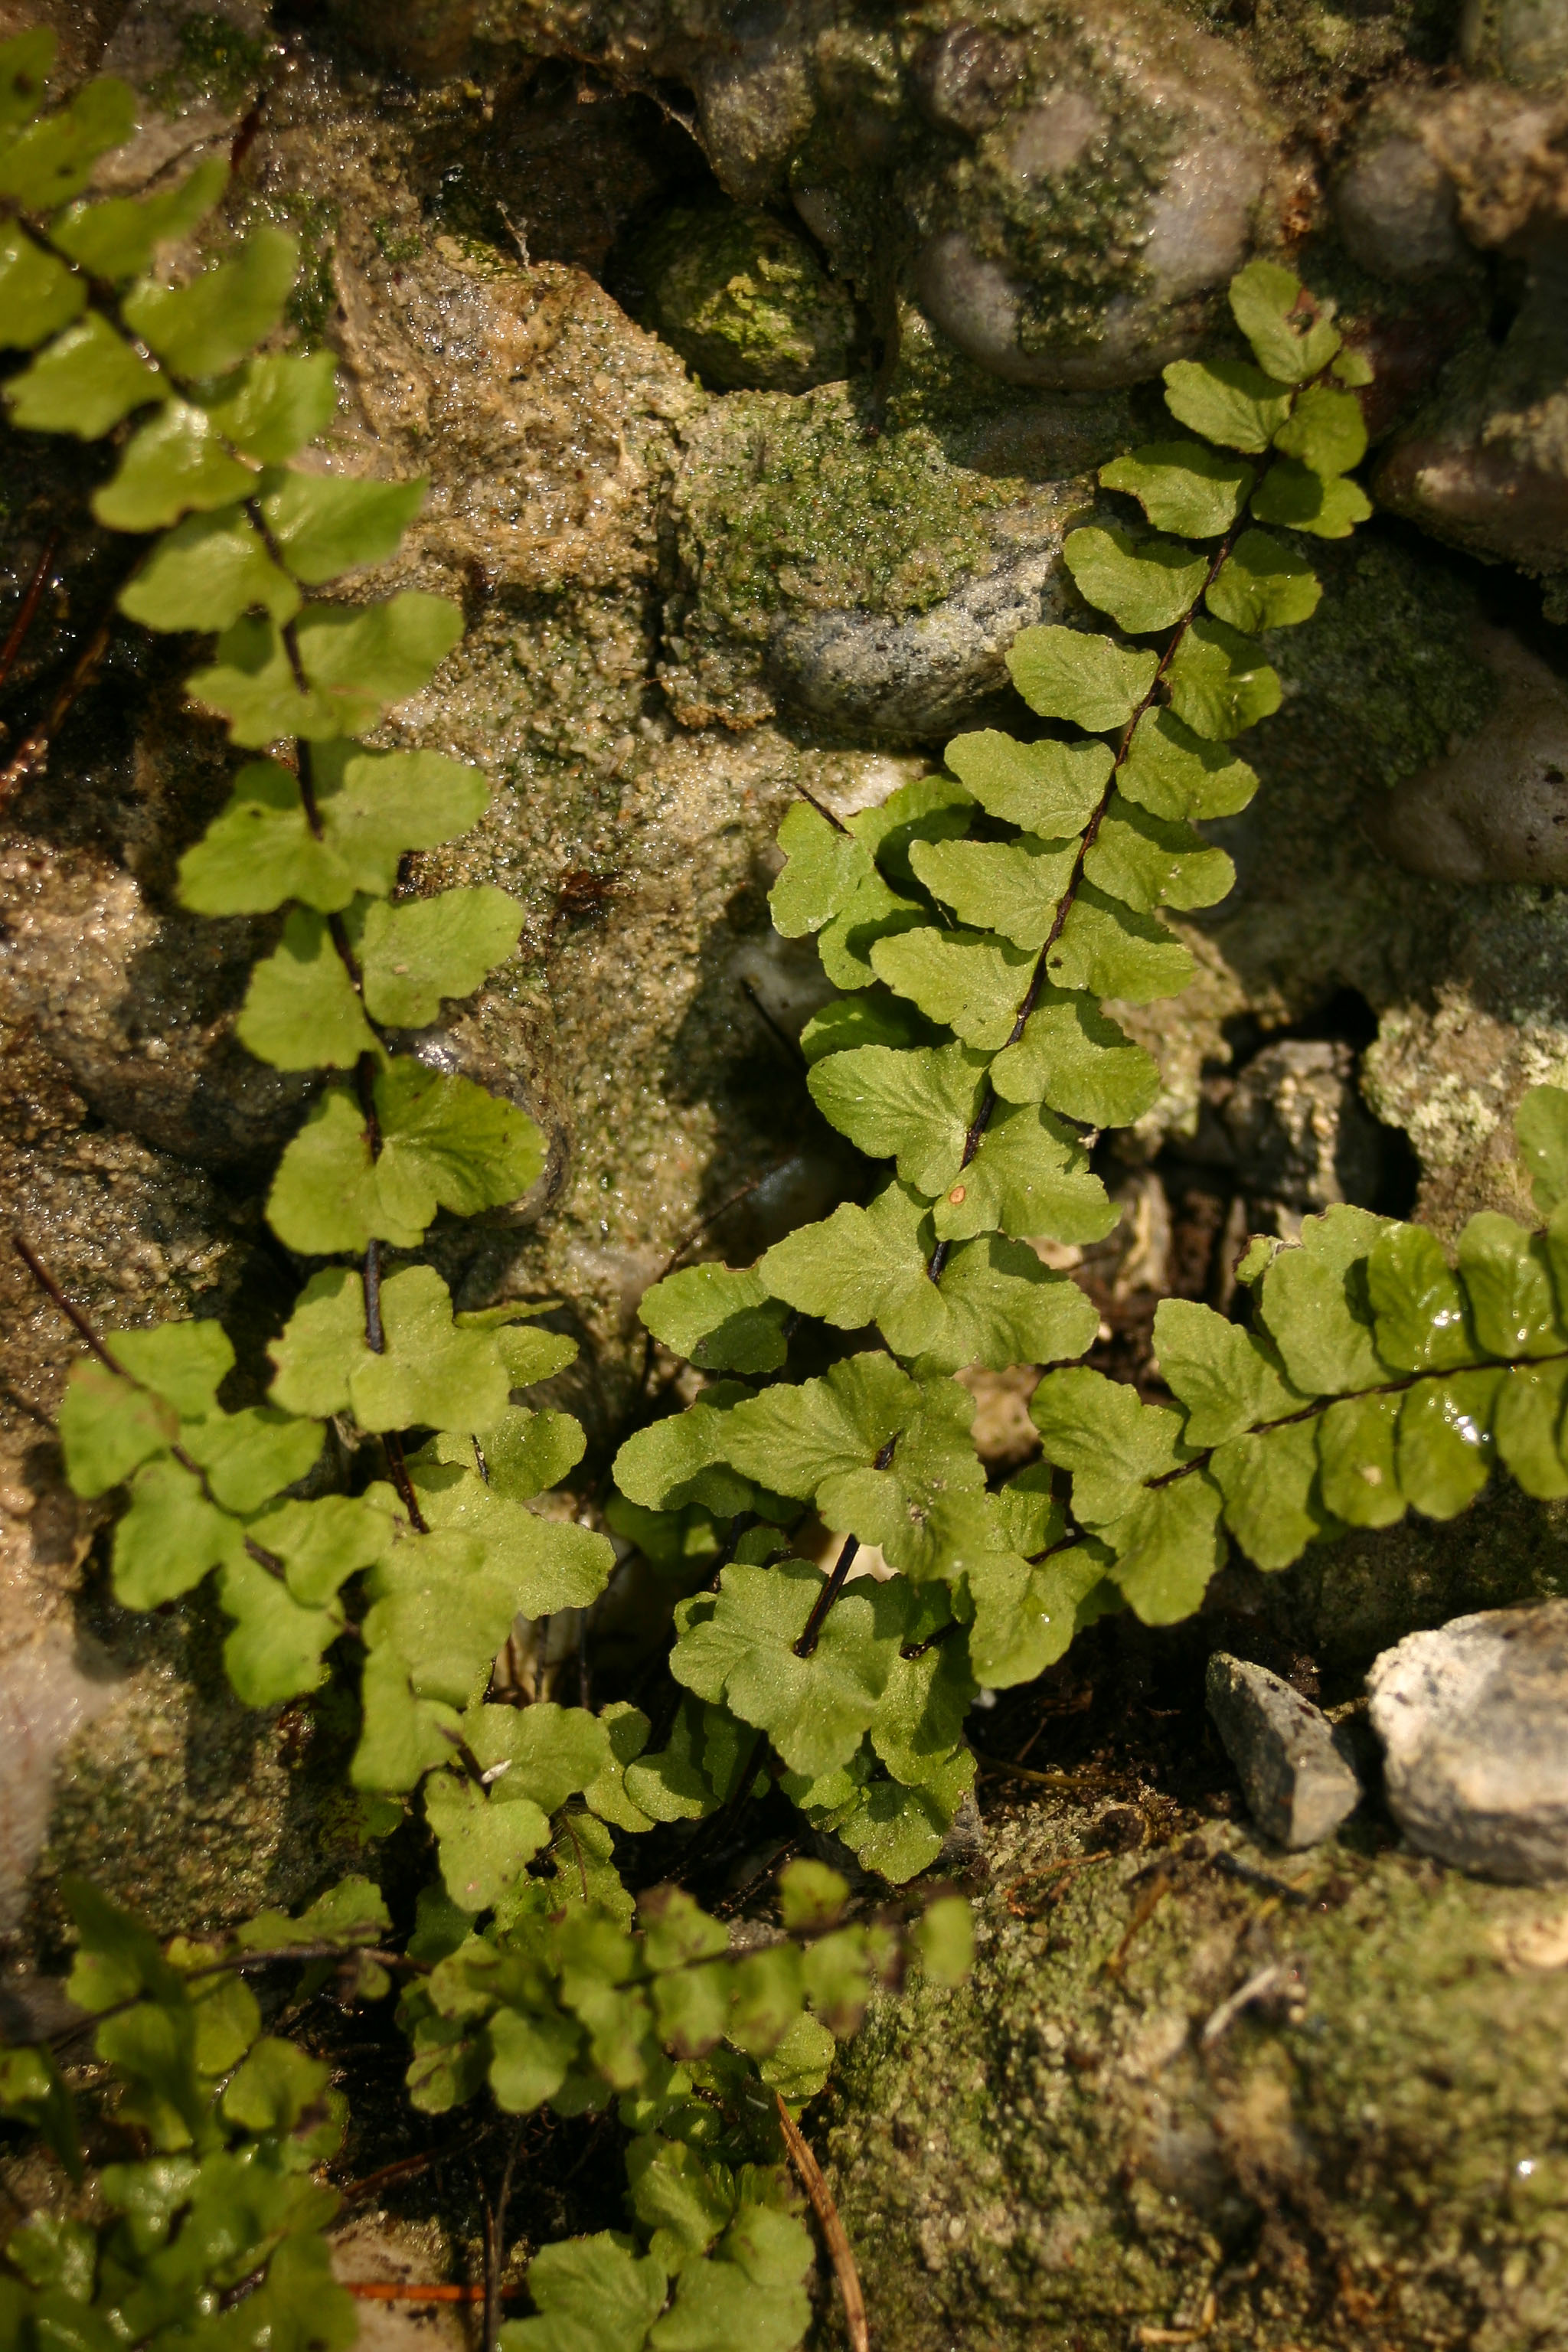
[1364,628,1568,884]
[1206,1653,1363,1850]
[1367,1602,1568,1884]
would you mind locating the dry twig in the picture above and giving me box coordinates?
[774,2092,867,2352]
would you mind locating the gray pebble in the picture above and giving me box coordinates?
[1207,1652,1363,1850]
[1367,1602,1568,1883]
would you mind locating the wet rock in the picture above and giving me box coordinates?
[1370,79,1568,575]
[1205,1652,1362,1849]
[624,197,854,392]
[1365,628,1568,884]
[823,1782,1568,2349]
[1220,1038,1386,1230]
[909,23,1025,137]
[1368,1602,1568,1883]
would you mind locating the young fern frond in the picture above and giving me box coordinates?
[609,259,1555,1881]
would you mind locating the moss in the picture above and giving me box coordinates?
[629,199,856,394]
[672,381,1027,639]
[1171,0,1465,114]
[821,1789,1568,2349]
[147,10,272,113]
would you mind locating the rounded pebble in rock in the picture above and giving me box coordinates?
[1364,628,1568,883]
[909,23,1026,136]
[1333,132,1465,281]
[1367,1602,1568,1883]
[914,5,1272,389]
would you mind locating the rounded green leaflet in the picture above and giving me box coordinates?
[122,225,299,380]
[120,506,302,633]
[188,595,466,745]
[57,1361,178,1498]
[0,27,56,129]
[1165,616,1282,740]
[908,832,1079,950]
[260,470,429,586]
[267,1058,544,1253]
[930,1099,1116,1246]
[7,312,162,438]
[111,1457,247,1610]
[989,987,1161,1127]
[1273,384,1368,478]
[235,907,377,1070]
[355,884,524,1027]
[1006,624,1159,733]
[1206,528,1321,634]
[0,224,86,351]
[1160,357,1293,456]
[1099,442,1254,539]
[1251,459,1371,540]
[1062,525,1209,635]
[1044,884,1194,1004]
[1117,707,1259,822]
[180,1403,325,1511]
[1317,1391,1405,1527]
[224,1578,344,1711]
[0,74,136,205]
[178,760,354,913]
[806,1039,985,1194]
[870,923,1034,1050]
[1081,795,1234,913]
[769,800,872,936]
[1097,1474,1225,1626]
[639,1264,792,1376]
[1516,1082,1568,1214]
[1228,258,1341,384]
[51,156,230,283]
[93,402,255,533]
[943,728,1112,835]
[201,352,341,462]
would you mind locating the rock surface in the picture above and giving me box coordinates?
[1365,626,1568,883]
[1205,1652,1362,1848]
[1368,1601,1568,1883]
[821,1769,1568,2351]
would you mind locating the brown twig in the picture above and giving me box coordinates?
[0,603,117,806]
[775,2092,868,2352]
[0,530,60,697]
[341,2283,524,2305]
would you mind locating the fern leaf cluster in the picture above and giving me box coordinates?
[1,41,970,2347]
[610,258,1383,1869]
